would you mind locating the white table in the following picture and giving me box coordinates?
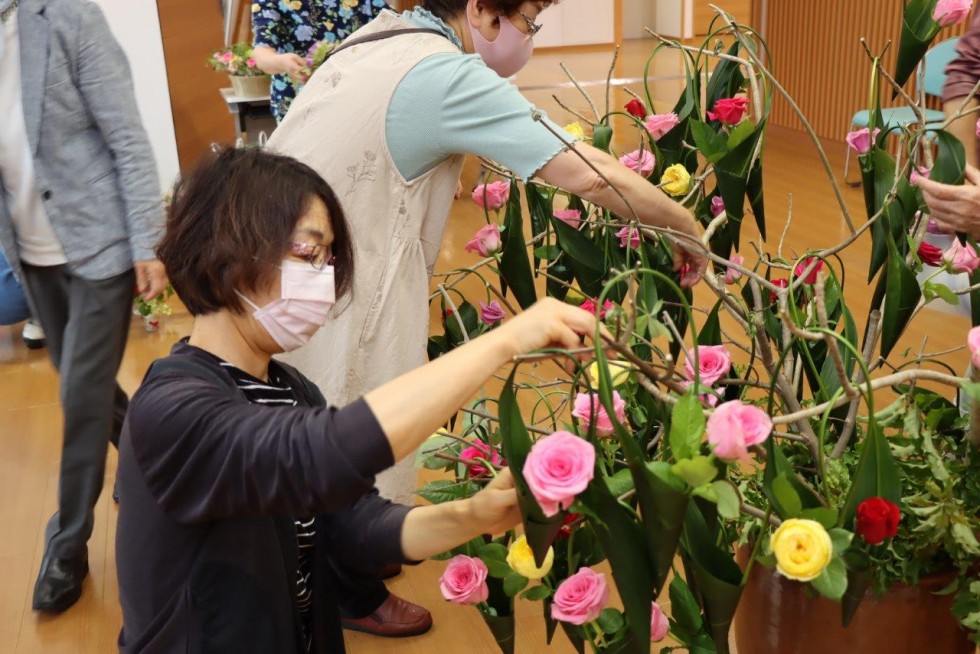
[219,87,273,143]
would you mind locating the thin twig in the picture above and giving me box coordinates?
[560,63,600,122]
[831,310,880,457]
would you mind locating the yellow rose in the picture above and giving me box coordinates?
[770,518,833,581]
[564,121,586,140]
[587,359,632,388]
[660,164,692,197]
[506,535,554,580]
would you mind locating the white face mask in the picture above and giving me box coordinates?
[239,260,336,352]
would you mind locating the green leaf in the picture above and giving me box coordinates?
[763,437,824,517]
[669,393,706,460]
[772,473,803,518]
[711,480,741,520]
[726,119,756,151]
[839,421,902,528]
[415,435,458,470]
[498,182,537,309]
[880,232,922,359]
[486,558,515,579]
[800,507,840,530]
[931,130,967,186]
[746,160,767,240]
[672,456,719,488]
[593,123,613,152]
[668,573,704,638]
[810,556,848,601]
[893,0,942,89]
[605,468,636,498]
[690,121,728,164]
[522,584,552,601]
[503,572,529,597]
[533,245,561,260]
[478,543,509,562]
[549,213,605,297]
[417,480,479,504]
[646,462,692,591]
[598,608,626,635]
[960,381,980,401]
[828,528,854,555]
[699,301,723,346]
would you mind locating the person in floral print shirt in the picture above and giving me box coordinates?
[252,0,390,121]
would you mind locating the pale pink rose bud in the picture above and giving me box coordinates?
[471,181,511,210]
[523,431,596,517]
[464,224,503,257]
[845,127,880,154]
[710,195,726,217]
[968,326,980,369]
[571,391,627,437]
[620,149,656,177]
[943,239,980,273]
[723,254,745,285]
[616,226,641,249]
[651,602,670,642]
[706,400,773,461]
[479,300,506,325]
[553,209,582,228]
[933,0,973,26]
[684,345,732,386]
[551,568,609,625]
[439,555,489,605]
[644,112,681,140]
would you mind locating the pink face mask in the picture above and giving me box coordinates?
[239,260,336,352]
[468,1,534,78]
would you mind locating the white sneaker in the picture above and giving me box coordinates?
[22,320,46,350]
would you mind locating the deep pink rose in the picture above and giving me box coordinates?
[439,555,489,605]
[459,440,503,477]
[620,149,656,177]
[918,241,944,267]
[710,195,726,217]
[933,0,973,26]
[794,257,824,284]
[684,345,732,387]
[464,224,503,257]
[523,431,596,517]
[617,226,641,249]
[551,568,609,625]
[571,391,627,437]
[645,112,681,140]
[554,209,582,228]
[944,239,980,273]
[909,166,931,186]
[706,400,773,461]
[479,300,506,325]
[707,96,750,125]
[846,127,880,154]
[651,602,670,642]
[580,298,614,320]
[770,278,789,303]
[969,326,980,369]
[471,181,510,210]
[723,254,745,285]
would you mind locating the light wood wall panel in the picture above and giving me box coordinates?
[693,0,752,35]
[764,0,972,140]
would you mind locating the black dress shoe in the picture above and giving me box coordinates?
[32,553,88,612]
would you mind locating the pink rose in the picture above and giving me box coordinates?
[479,300,506,325]
[580,298,614,319]
[706,400,773,461]
[710,195,726,217]
[464,224,503,257]
[846,127,880,154]
[219,52,234,64]
[933,0,973,26]
[439,555,489,605]
[684,345,732,387]
[707,96,750,125]
[651,602,670,642]
[554,209,582,228]
[459,440,503,477]
[794,256,824,284]
[968,326,980,369]
[620,149,656,177]
[523,431,596,517]
[246,57,257,68]
[471,181,510,210]
[571,391,627,437]
[551,568,609,625]
[616,226,641,249]
[723,254,745,285]
[645,112,681,140]
[976,117,980,140]
[944,239,980,273]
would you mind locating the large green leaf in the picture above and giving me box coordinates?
[893,0,943,89]
[690,120,728,164]
[700,301,723,346]
[499,182,537,309]
[746,159,767,240]
[880,232,922,359]
[705,42,745,124]
[549,214,605,297]
[714,121,766,248]
[864,148,916,281]
[646,462,691,592]
[839,421,903,528]
[593,123,613,152]
[930,130,967,185]
[669,393,706,460]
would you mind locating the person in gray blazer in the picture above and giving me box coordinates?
[0,0,167,612]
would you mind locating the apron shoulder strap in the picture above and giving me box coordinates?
[325,27,447,61]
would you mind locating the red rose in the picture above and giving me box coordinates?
[918,241,943,267]
[856,497,901,545]
[707,96,750,125]
[557,512,581,540]
[793,257,824,285]
[625,99,647,119]
[769,278,789,303]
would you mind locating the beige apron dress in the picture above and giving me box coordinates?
[269,10,465,504]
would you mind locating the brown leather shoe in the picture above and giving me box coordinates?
[341,593,432,638]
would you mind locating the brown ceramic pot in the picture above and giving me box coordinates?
[732,553,974,654]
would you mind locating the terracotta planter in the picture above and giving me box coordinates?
[229,74,269,98]
[733,557,973,654]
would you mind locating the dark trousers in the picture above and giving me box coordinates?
[330,557,389,618]
[21,263,135,559]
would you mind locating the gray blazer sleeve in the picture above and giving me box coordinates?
[75,2,163,261]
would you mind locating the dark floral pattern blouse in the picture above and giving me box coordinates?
[252,0,390,121]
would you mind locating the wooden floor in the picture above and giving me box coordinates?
[0,38,974,653]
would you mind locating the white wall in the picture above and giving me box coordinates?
[622,0,656,40]
[533,0,616,48]
[653,0,692,39]
[92,0,179,190]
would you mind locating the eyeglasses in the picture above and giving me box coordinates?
[518,11,542,36]
[289,241,335,271]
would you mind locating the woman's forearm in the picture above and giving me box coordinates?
[400,501,481,561]
[251,45,283,75]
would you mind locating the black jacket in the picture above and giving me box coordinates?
[116,342,411,653]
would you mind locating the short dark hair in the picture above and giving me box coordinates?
[420,0,551,21]
[157,147,354,316]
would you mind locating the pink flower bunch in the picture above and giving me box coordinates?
[684,345,732,387]
[645,112,681,140]
[616,226,641,249]
[933,0,973,26]
[620,149,656,177]
[944,239,980,273]
[846,127,880,154]
[723,254,745,285]
[479,300,505,325]
[571,391,627,437]
[794,257,824,285]
[523,431,596,517]
[706,400,773,461]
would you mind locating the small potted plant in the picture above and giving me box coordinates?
[134,286,174,333]
[207,43,268,98]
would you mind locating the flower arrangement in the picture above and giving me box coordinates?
[206,43,265,77]
[134,286,174,332]
[305,39,338,74]
[419,4,980,654]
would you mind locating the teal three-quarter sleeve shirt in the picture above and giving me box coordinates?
[385,8,577,181]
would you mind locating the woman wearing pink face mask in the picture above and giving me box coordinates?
[114,147,601,653]
[269,0,706,512]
